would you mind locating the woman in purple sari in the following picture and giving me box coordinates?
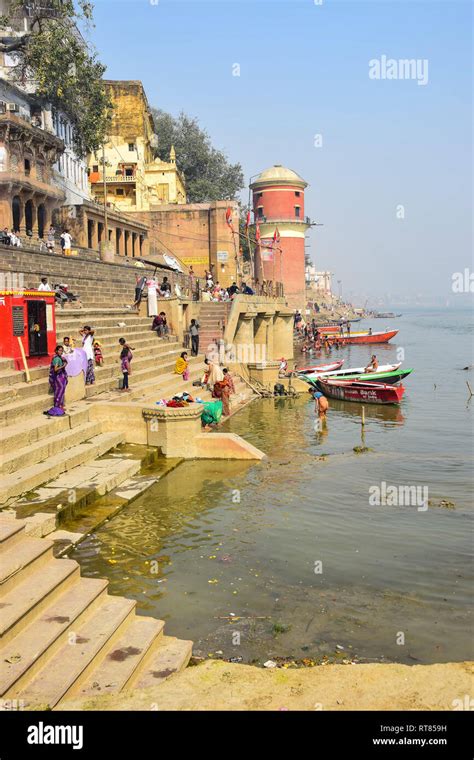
[49,345,68,410]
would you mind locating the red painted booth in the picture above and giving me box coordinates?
[0,290,57,370]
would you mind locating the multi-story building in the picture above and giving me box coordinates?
[0,79,65,235]
[88,81,186,212]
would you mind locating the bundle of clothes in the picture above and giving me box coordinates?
[155,393,223,425]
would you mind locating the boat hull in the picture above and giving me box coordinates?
[316,379,405,404]
[301,362,401,380]
[296,360,344,374]
[338,329,398,345]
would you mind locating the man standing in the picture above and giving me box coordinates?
[61,229,72,256]
[190,319,200,356]
[38,277,52,291]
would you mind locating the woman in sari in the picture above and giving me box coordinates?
[80,325,95,385]
[207,357,224,388]
[174,351,189,381]
[49,345,68,410]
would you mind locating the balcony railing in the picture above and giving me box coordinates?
[255,215,312,225]
[90,174,136,184]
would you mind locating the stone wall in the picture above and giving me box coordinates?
[134,200,240,287]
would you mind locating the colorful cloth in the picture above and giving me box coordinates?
[85,358,95,385]
[174,357,188,375]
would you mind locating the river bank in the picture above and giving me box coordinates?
[59,658,473,711]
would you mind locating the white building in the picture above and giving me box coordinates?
[0,0,90,207]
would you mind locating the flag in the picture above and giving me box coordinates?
[245,210,251,230]
[274,226,281,243]
[255,222,261,241]
[225,207,233,229]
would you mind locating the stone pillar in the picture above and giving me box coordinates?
[119,228,126,257]
[232,313,255,364]
[273,312,294,363]
[142,404,203,458]
[253,312,273,364]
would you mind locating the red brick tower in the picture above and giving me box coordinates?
[250,165,310,310]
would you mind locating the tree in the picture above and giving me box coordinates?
[151,108,244,203]
[0,0,110,156]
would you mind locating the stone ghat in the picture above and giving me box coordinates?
[0,246,196,307]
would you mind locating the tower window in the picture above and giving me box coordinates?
[128,143,136,151]
[93,164,99,173]
[295,191,300,197]
[24,158,31,176]
[295,206,300,218]
[257,206,264,219]
[116,189,124,196]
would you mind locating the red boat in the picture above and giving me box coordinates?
[316,379,405,404]
[338,329,398,345]
[296,359,344,375]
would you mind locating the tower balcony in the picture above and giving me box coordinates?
[255,215,312,226]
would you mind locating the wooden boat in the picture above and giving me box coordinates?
[314,368,413,385]
[296,359,344,374]
[301,362,401,379]
[373,312,402,318]
[338,329,398,345]
[316,379,405,404]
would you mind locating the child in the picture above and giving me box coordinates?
[62,336,74,355]
[119,337,134,391]
[93,340,104,366]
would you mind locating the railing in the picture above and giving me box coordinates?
[90,175,136,184]
[256,216,312,225]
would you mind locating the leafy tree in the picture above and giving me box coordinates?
[151,108,244,203]
[0,0,110,156]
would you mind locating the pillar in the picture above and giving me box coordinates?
[253,312,274,364]
[233,313,255,364]
[273,312,294,363]
[142,404,203,458]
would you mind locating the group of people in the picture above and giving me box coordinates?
[47,325,97,413]
[200,280,254,303]
[2,226,73,253]
[174,352,235,417]
[133,275,173,312]
[1,227,21,247]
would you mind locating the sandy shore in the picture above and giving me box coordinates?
[59,659,473,711]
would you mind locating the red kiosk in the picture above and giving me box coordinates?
[0,290,57,370]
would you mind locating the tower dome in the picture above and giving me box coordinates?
[250,164,308,190]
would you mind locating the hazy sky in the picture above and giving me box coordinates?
[89,0,472,304]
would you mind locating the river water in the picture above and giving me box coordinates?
[70,308,473,665]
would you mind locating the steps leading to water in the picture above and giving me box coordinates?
[0,516,192,707]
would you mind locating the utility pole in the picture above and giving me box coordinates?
[102,144,108,242]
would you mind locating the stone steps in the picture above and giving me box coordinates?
[0,420,103,476]
[74,616,165,698]
[128,635,193,690]
[0,407,90,450]
[0,518,192,707]
[0,576,109,697]
[0,431,124,503]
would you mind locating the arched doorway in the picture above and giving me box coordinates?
[37,204,46,239]
[12,196,21,232]
[25,200,34,235]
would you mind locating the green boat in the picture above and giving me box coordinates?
[302,368,413,386]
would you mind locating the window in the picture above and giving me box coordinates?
[295,191,300,197]
[116,189,124,196]
[258,206,264,219]
[128,143,136,151]
[295,206,300,218]
[93,165,99,173]
[24,158,31,176]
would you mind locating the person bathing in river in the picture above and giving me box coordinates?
[365,354,379,373]
[314,391,329,427]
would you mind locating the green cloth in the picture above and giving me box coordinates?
[201,400,223,425]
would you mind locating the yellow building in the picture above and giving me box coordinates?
[88,81,186,212]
